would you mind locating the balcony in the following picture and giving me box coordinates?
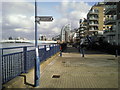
[89,17,98,21]
[104,2,116,5]
[104,29,116,35]
[89,23,99,26]
[104,16,116,25]
[105,5,117,15]
[88,11,99,15]
[89,29,98,32]
[80,31,85,34]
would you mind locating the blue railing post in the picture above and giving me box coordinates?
[0,49,2,89]
[53,44,55,54]
[44,45,46,50]
[44,45,46,60]
[55,44,56,53]
[49,45,51,57]
[23,47,27,73]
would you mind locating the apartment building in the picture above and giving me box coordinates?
[87,2,104,36]
[104,2,120,45]
[61,24,71,43]
[78,18,88,38]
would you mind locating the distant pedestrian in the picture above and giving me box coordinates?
[80,38,86,57]
[60,45,62,56]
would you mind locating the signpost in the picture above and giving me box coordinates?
[36,16,53,22]
[34,0,53,87]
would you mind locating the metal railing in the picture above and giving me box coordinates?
[0,44,60,84]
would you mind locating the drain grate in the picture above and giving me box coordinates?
[52,75,60,78]
[62,61,66,63]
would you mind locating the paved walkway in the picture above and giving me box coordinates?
[3,45,119,88]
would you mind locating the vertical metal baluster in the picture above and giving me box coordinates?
[0,49,2,89]
[7,56,9,81]
[2,56,5,83]
[8,55,10,81]
[2,54,5,83]
[23,47,27,73]
[10,55,12,79]
[9,55,11,80]
[14,54,17,76]
[21,53,23,72]
[14,54,16,76]
[16,53,18,75]
[5,56,7,82]
[11,54,13,79]
[2,55,4,84]
[17,53,21,74]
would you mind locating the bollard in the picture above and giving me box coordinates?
[80,48,84,57]
[115,49,118,57]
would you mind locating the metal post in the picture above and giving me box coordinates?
[44,45,46,60]
[115,49,118,57]
[34,0,40,87]
[49,45,51,57]
[23,47,27,73]
[80,48,84,57]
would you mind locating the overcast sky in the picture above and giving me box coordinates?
[1,1,97,40]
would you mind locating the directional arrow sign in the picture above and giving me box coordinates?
[36,16,53,22]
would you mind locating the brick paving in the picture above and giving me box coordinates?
[37,46,118,88]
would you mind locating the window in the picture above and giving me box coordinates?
[94,9,99,13]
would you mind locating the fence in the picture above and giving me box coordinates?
[0,44,60,85]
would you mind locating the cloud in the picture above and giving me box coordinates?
[3,14,34,32]
[52,27,60,33]
[2,1,91,40]
[2,2,35,39]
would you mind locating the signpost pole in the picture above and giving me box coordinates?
[34,0,40,87]
[34,0,53,87]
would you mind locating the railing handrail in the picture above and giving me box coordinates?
[0,44,57,50]
[0,45,34,50]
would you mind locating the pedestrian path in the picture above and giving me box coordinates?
[3,45,119,88]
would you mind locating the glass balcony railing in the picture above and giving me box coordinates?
[89,17,98,20]
[89,11,99,14]
[105,18,116,21]
[105,5,117,14]
[104,29,116,33]
[105,5,117,11]
[89,23,98,25]
[105,16,117,24]
[89,29,98,31]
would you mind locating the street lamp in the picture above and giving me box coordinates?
[34,0,53,87]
